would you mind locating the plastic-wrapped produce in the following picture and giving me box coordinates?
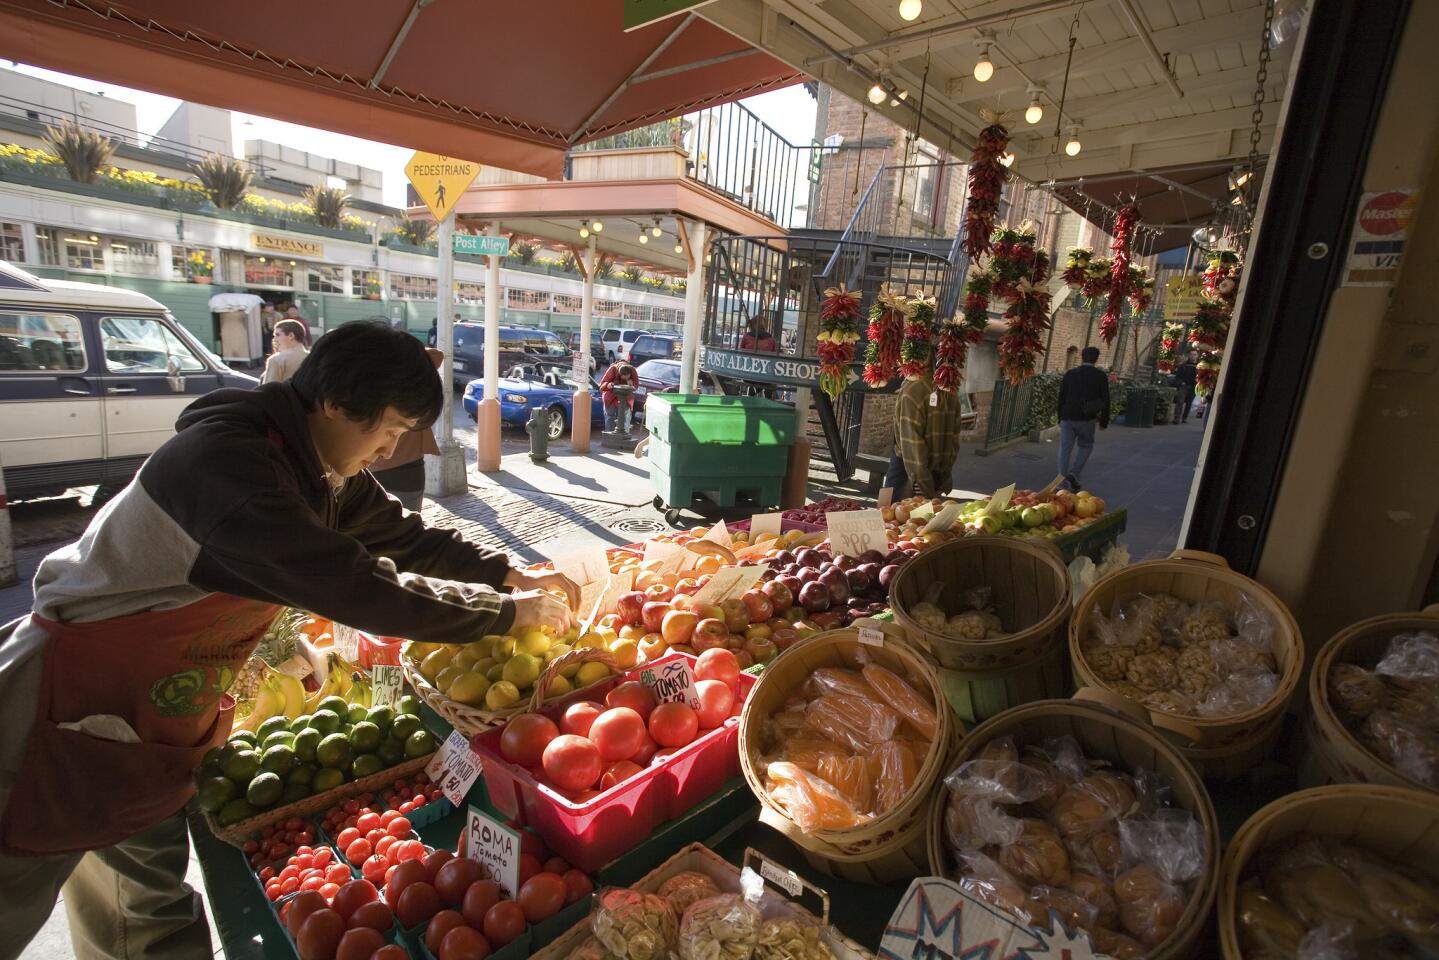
[809,668,876,702]
[998,819,1071,888]
[859,662,939,739]
[764,761,869,832]
[1113,865,1187,948]
[593,888,679,960]
[754,917,834,960]
[677,893,761,960]
[658,871,723,920]
[1052,773,1137,838]
[803,694,900,753]
[870,739,919,816]
[1360,711,1439,787]
[1068,872,1118,929]
[816,753,873,813]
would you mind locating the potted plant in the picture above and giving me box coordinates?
[364,278,382,300]
[186,250,215,284]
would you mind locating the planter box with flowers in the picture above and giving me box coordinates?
[186,250,215,284]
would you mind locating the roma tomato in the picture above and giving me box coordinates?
[424,909,468,955]
[346,900,394,933]
[563,869,594,904]
[460,879,502,928]
[517,872,568,922]
[295,908,345,960]
[440,926,493,960]
[434,857,484,908]
[331,879,378,921]
[394,881,442,930]
[482,901,526,947]
[334,926,386,960]
[385,859,427,908]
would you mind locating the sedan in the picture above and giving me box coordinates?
[462,371,605,440]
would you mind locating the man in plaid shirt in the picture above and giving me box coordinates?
[882,374,962,498]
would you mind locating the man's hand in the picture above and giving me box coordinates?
[504,567,580,611]
[510,589,577,634]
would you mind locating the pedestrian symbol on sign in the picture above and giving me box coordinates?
[404,151,481,222]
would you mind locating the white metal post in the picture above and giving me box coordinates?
[476,221,504,471]
[679,220,707,394]
[426,213,466,496]
[572,236,597,452]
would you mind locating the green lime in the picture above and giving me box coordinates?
[311,767,345,793]
[365,705,394,733]
[288,763,316,787]
[293,727,322,763]
[221,749,261,783]
[316,733,352,770]
[289,714,313,733]
[390,714,421,742]
[198,758,224,782]
[404,730,437,760]
[261,744,297,775]
[377,738,405,765]
[318,695,351,718]
[309,709,341,735]
[348,721,382,753]
[227,730,258,748]
[396,694,421,717]
[257,716,291,741]
[246,771,284,808]
[216,798,257,826]
[201,745,224,768]
[347,703,368,725]
[280,782,311,805]
[351,753,384,779]
[262,730,295,751]
[196,776,237,813]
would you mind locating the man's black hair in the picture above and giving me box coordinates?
[1081,346,1101,363]
[291,320,442,429]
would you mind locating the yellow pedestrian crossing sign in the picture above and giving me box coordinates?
[404,152,481,220]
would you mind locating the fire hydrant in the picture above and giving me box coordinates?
[525,406,550,463]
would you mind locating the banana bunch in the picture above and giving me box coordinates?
[231,664,305,734]
[303,655,355,712]
[348,674,373,709]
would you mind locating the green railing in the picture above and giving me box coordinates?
[982,377,1037,450]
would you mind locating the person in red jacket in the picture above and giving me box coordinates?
[600,361,639,434]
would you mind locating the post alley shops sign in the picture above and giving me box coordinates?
[703,347,861,389]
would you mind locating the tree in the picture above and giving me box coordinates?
[390,217,436,246]
[193,153,252,208]
[43,120,115,184]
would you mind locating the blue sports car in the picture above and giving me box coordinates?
[462,364,606,440]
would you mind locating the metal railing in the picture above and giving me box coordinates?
[983,377,1037,450]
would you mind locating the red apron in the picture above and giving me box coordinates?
[0,593,279,856]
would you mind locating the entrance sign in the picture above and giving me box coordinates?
[455,234,510,257]
[1344,188,1419,287]
[623,0,717,31]
[252,233,323,258]
[1163,276,1204,321]
[405,152,481,220]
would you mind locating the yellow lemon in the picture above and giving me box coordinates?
[451,651,478,672]
[574,661,611,687]
[486,663,505,682]
[608,640,639,669]
[515,630,551,658]
[463,638,493,659]
[435,665,465,695]
[575,631,606,650]
[407,641,439,662]
[543,675,573,699]
[544,643,572,663]
[501,654,541,690]
[596,626,619,646]
[448,672,491,707]
[472,657,495,676]
[484,681,521,710]
[563,626,581,644]
[493,636,517,659]
[419,648,454,683]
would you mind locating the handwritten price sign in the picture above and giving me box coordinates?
[425,730,482,806]
[640,659,701,709]
[826,508,888,557]
[461,807,522,898]
[370,665,403,710]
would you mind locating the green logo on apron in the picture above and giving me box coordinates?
[150,668,207,716]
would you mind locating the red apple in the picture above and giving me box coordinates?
[733,650,755,669]
[784,606,805,623]
[644,583,675,603]
[759,580,793,611]
[744,637,778,663]
[661,609,699,646]
[614,592,647,626]
[689,601,723,624]
[740,589,774,623]
[744,623,772,643]
[618,623,647,642]
[772,626,800,649]
[691,622,730,653]
[639,634,667,661]
[673,578,701,596]
[641,601,672,633]
[811,610,842,630]
[719,599,751,632]
[598,613,622,631]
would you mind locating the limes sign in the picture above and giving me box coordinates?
[404,152,481,220]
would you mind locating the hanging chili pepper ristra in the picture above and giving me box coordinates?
[862,284,906,386]
[1082,256,1112,300]
[1155,321,1185,374]
[1099,203,1140,343]
[816,284,862,401]
[1061,246,1093,288]
[961,119,1011,261]
[899,293,937,378]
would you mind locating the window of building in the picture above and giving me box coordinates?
[244,256,294,287]
[0,311,86,371]
[911,141,943,225]
[552,294,582,314]
[1,222,24,262]
[507,289,550,310]
[35,227,60,266]
[455,281,485,305]
[171,245,212,279]
[109,238,160,276]
[389,274,436,300]
[623,304,652,324]
[308,264,346,294]
[64,233,104,271]
[594,298,624,318]
[352,269,381,299]
[100,316,205,373]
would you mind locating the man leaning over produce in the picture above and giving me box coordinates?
[0,320,579,960]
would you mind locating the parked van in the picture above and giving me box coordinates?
[600,327,642,363]
[0,261,257,500]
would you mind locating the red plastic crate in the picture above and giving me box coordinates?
[471,653,756,872]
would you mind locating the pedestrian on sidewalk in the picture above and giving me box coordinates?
[1057,346,1110,491]
[1173,349,1198,423]
[370,347,444,512]
[600,360,638,434]
[282,303,312,346]
[0,321,580,960]
[260,319,308,384]
[884,371,962,499]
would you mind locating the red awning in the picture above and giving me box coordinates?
[0,0,804,178]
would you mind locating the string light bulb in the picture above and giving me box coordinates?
[1065,126,1082,156]
[638,233,648,244]
[973,44,993,83]
[579,227,589,238]
[651,224,662,237]
[999,151,1015,167]
[1024,91,1044,125]
[867,82,887,104]
[591,220,603,232]
[898,0,922,21]
[674,243,684,254]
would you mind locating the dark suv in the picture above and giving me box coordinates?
[628,333,682,367]
[451,324,569,385]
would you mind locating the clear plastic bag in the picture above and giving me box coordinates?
[954,851,1033,920]
[803,693,900,753]
[1113,864,1188,948]
[808,668,876,702]
[1329,844,1439,942]
[1198,673,1279,718]
[1236,881,1307,958]
[1295,924,1361,960]
[593,887,679,960]
[1360,711,1439,787]
[816,753,874,813]
[1178,599,1230,648]
[858,661,939,740]
[944,737,1057,804]
[754,917,834,960]
[1330,663,1387,718]
[659,871,723,920]
[1234,592,1277,649]
[1209,636,1277,678]
[1052,772,1138,839]
[1374,631,1439,684]
[764,761,869,832]
[1119,808,1206,886]
[998,818,1072,888]
[1068,872,1119,930]
[1090,927,1147,959]
[1066,831,1125,878]
[945,796,1023,853]
[1024,884,1098,934]
[870,739,919,816]
[1038,736,1091,783]
[678,893,761,960]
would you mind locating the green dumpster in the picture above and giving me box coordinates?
[1124,386,1157,427]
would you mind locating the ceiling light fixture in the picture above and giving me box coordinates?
[1024,87,1044,125]
[638,233,648,244]
[674,243,684,254]
[898,0,922,21]
[651,223,662,237]
[867,82,887,104]
[1064,126,1082,156]
[973,42,994,83]
[591,220,603,232]
[1192,224,1222,248]
[999,151,1015,167]
[579,227,589,238]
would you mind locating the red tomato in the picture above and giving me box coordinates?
[385,859,428,908]
[397,840,426,862]
[460,879,502,928]
[518,853,542,885]
[375,836,399,861]
[385,817,412,838]
[300,876,326,892]
[694,648,740,685]
[561,701,603,738]
[312,847,334,868]
[284,890,328,936]
[356,812,381,834]
[344,837,373,865]
[500,713,561,767]
[326,864,352,885]
[424,909,469,956]
[399,801,416,814]
[334,926,385,960]
[517,872,568,922]
[434,857,484,908]
[440,926,493,960]
[425,849,454,883]
[541,735,603,791]
[629,734,659,766]
[372,946,409,960]
[295,908,345,960]
[361,855,389,886]
[280,877,301,896]
[346,900,394,933]
[696,678,735,727]
[395,881,442,930]
[331,879,379,920]
[563,869,594,904]
[380,809,402,825]
[281,866,301,883]
[318,883,340,902]
[542,857,571,875]
[482,901,526,947]
[648,702,699,747]
[589,708,647,762]
[336,827,361,850]
[518,828,549,863]
[599,761,644,791]
[605,681,658,720]
[366,829,385,846]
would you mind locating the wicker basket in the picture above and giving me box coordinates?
[927,691,1219,960]
[403,646,620,737]
[1217,783,1439,959]
[1068,549,1304,779]
[1300,605,1439,792]
[889,535,1072,723]
[202,754,430,847]
[737,621,956,884]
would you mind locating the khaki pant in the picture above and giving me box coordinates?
[0,788,212,960]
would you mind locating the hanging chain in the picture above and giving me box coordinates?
[1242,0,1276,230]
[1052,5,1085,149]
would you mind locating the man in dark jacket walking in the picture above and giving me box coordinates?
[1057,346,1110,491]
[1173,350,1198,423]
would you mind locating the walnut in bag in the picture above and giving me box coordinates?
[659,871,723,920]
[1360,711,1439,787]
[1126,651,1179,694]
[1179,601,1229,647]
[593,888,679,960]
